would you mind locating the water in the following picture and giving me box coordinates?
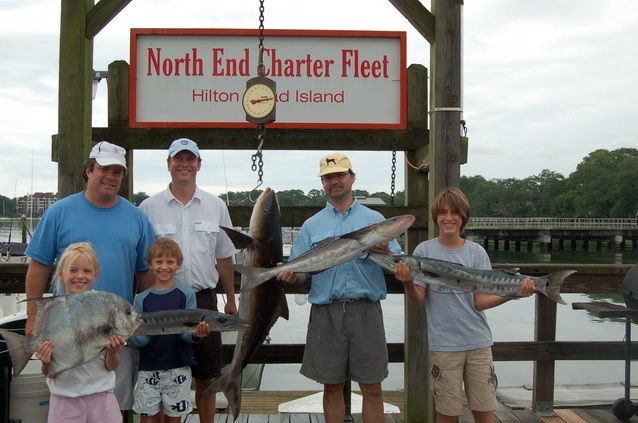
[3,219,638,391]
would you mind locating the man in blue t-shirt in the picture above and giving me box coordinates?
[25,141,155,412]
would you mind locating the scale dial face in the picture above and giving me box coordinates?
[242,83,276,120]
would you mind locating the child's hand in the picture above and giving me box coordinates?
[194,321,211,339]
[35,340,53,364]
[394,261,414,285]
[106,335,126,353]
[517,277,536,298]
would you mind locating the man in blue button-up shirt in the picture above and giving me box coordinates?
[277,153,401,423]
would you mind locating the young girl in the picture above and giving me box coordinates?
[35,242,125,423]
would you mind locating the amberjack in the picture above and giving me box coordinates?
[226,214,415,292]
[0,290,248,378]
[202,187,289,420]
[370,253,575,305]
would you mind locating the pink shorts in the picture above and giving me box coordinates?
[48,391,121,423]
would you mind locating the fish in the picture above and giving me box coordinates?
[369,253,575,305]
[226,214,416,292]
[0,290,249,378]
[201,187,289,420]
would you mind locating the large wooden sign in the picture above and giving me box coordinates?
[130,29,406,129]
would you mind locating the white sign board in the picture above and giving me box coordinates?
[130,29,406,129]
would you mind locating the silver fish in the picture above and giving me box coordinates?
[202,187,289,420]
[0,290,248,378]
[227,214,416,292]
[370,253,575,305]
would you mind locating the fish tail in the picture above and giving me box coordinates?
[542,269,576,305]
[0,329,31,377]
[368,253,397,273]
[233,266,273,291]
[201,371,242,420]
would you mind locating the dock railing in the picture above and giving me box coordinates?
[468,217,638,230]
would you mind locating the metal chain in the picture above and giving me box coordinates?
[390,138,397,206]
[257,0,265,77]
[250,124,266,198]
[249,0,267,201]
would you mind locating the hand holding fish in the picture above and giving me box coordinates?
[106,335,126,353]
[393,261,414,285]
[276,268,306,285]
[193,321,212,340]
[515,277,536,299]
[35,340,53,364]
[368,242,391,255]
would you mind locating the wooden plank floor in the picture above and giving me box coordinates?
[176,391,638,423]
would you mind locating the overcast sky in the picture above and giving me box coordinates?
[1,0,637,200]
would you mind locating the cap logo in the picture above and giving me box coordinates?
[180,140,189,146]
[326,158,336,165]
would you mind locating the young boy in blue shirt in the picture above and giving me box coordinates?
[128,237,211,422]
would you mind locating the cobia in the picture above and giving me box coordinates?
[228,214,415,292]
[201,187,289,420]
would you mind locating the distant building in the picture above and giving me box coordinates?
[16,192,58,215]
[356,196,386,206]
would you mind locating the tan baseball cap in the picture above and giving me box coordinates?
[318,153,353,176]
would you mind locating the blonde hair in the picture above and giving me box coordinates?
[146,237,184,266]
[55,242,100,291]
[431,187,471,233]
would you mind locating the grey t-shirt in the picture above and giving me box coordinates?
[413,238,494,352]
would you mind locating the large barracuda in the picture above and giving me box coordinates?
[370,253,575,305]
[226,214,416,292]
[202,187,289,420]
[0,290,248,378]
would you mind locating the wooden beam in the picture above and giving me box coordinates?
[58,0,94,198]
[92,127,429,152]
[387,0,436,44]
[86,0,132,39]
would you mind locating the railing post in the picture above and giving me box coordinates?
[532,294,557,416]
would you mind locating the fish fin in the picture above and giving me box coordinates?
[201,372,242,420]
[541,269,577,305]
[23,297,58,337]
[277,288,290,321]
[220,226,255,250]
[0,329,31,377]
[498,268,521,275]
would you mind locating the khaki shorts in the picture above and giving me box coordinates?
[431,347,497,416]
[300,299,388,385]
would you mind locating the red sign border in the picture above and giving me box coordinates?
[130,28,407,129]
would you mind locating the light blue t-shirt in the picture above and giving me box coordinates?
[25,192,155,302]
[413,238,494,352]
[289,200,402,305]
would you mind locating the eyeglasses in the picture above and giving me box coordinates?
[321,172,350,182]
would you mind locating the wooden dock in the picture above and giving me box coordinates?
[172,391,638,422]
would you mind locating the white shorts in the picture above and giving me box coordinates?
[133,366,193,418]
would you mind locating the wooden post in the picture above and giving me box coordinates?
[107,60,133,201]
[57,0,95,198]
[404,64,432,423]
[428,0,463,218]
[532,294,557,415]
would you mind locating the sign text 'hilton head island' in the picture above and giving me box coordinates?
[130,29,406,129]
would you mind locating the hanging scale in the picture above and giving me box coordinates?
[245,0,276,195]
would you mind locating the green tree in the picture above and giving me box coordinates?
[133,192,149,206]
[565,148,638,217]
